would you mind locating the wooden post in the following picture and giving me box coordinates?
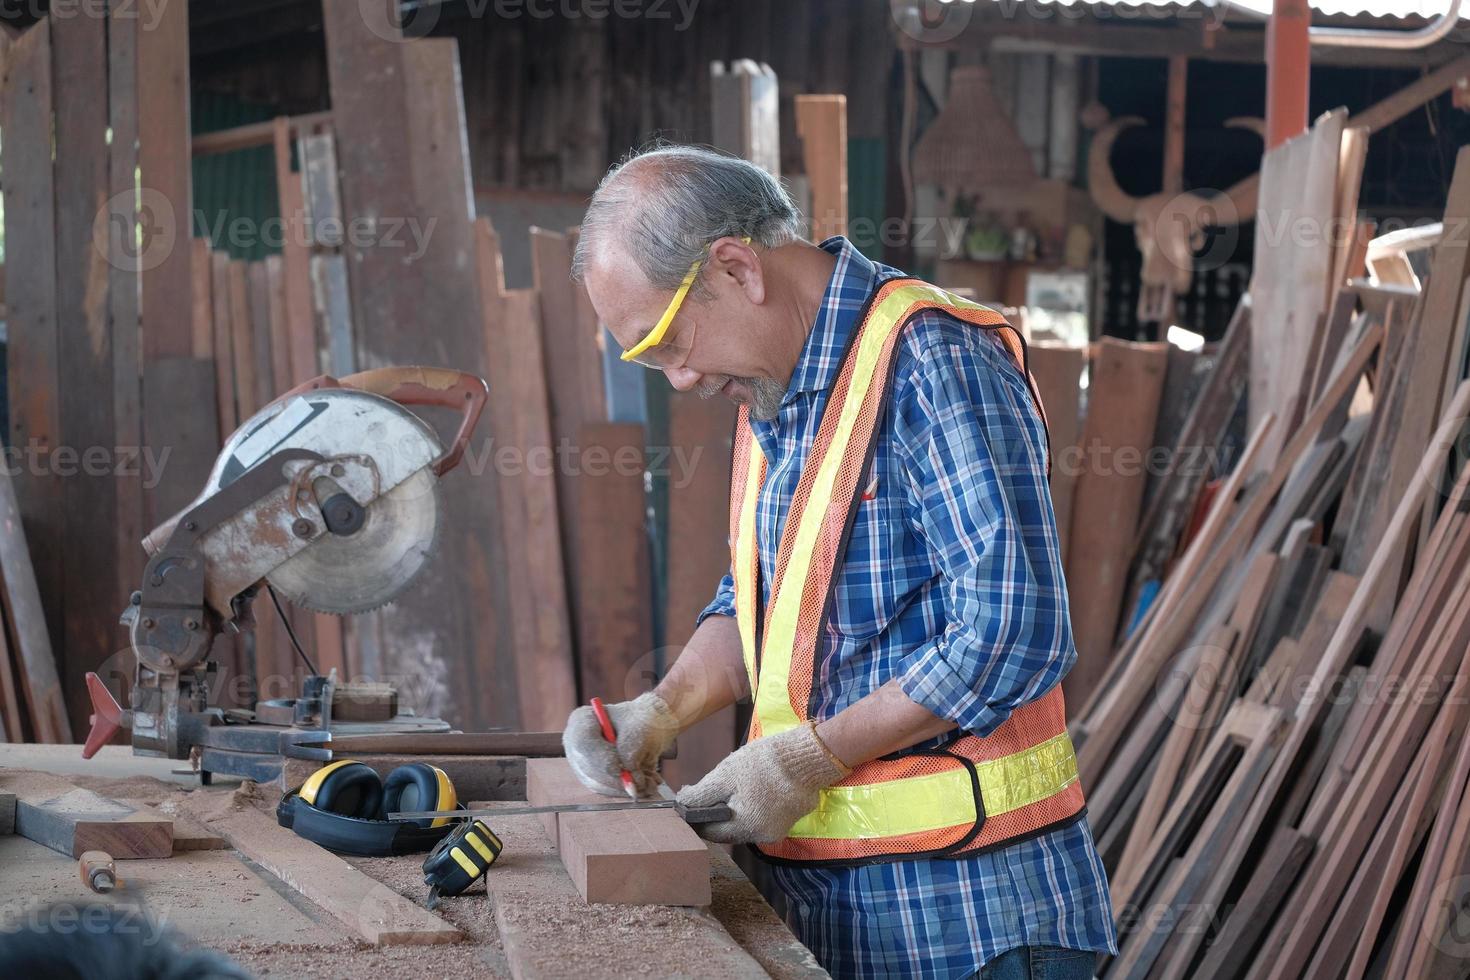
[795,95,848,242]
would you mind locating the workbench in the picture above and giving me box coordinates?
[0,745,828,979]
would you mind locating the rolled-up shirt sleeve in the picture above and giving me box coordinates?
[892,332,1076,738]
[696,567,737,627]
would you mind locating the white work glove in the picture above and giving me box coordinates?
[562,692,680,797]
[675,723,850,844]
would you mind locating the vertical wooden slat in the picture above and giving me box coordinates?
[1028,344,1085,567]
[228,260,258,420]
[575,423,655,703]
[109,3,144,637]
[794,94,847,241]
[1,21,62,737]
[323,3,513,727]
[1064,339,1170,705]
[273,117,316,385]
[210,252,238,440]
[190,240,215,358]
[53,6,116,738]
[479,221,578,726]
[660,393,737,788]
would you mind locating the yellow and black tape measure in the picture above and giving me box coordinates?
[422,818,503,908]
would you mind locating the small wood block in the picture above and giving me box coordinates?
[526,758,711,906]
[5,773,171,858]
[332,682,398,722]
[0,792,15,834]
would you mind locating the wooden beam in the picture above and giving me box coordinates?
[1063,339,1169,703]
[5,772,172,859]
[1,21,62,739]
[1028,344,1085,565]
[795,94,848,241]
[526,758,711,906]
[187,797,460,945]
[0,467,68,743]
[191,111,331,158]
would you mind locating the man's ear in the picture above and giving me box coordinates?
[707,236,764,305]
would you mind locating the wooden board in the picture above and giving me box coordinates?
[0,467,67,742]
[573,423,655,703]
[185,795,461,946]
[1027,344,1084,566]
[1192,827,1315,979]
[526,758,711,907]
[5,771,172,859]
[530,226,607,651]
[322,5,516,729]
[661,389,738,789]
[227,260,258,418]
[0,791,13,834]
[478,222,578,728]
[795,94,848,241]
[1063,339,1169,703]
[273,116,316,384]
[1,20,62,740]
[209,251,238,438]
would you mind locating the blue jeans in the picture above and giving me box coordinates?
[974,945,1097,980]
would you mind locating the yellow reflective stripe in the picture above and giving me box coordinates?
[466,828,500,865]
[450,846,479,876]
[735,442,763,694]
[788,732,1080,839]
[756,284,946,733]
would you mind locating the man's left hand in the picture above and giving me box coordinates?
[675,724,849,844]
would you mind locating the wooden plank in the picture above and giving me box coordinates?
[323,6,515,729]
[4,771,172,859]
[0,791,14,834]
[264,255,292,391]
[795,94,848,240]
[0,467,68,742]
[190,239,214,358]
[1027,344,1084,565]
[0,617,23,741]
[1063,339,1169,704]
[477,221,578,729]
[246,262,278,411]
[710,60,780,176]
[210,251,238,439]
[191,112,331,158]
[228,260,259,419]
[1,21,63,736]
[1080,321,1384,780]
[1192,828,1315,980]
[661,390,738,789]
[529,226,607,686]
[273,117,317,385]
[185,796,461,945]
[572,424,655,704]
[526,758,711,906]
[108,1,144,646]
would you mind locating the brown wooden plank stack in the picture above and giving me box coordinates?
[1075,117,1470,980]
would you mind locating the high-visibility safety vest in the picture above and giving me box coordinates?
[729,277,1085,865]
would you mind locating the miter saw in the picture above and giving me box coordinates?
[81,366,489,784]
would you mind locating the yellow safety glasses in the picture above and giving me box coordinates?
[619,237,750,369]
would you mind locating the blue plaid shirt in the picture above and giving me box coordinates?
[698,238,1117,978]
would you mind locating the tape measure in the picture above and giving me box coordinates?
[421,817,503,908]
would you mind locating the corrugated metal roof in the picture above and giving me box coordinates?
[972,0,1467,20]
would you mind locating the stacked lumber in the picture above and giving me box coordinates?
[1073,119,1470,978]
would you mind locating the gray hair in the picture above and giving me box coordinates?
[572,144,802,296]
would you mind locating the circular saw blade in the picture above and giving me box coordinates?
[267,467,443,615]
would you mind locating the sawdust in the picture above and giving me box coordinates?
[64,772,185,803]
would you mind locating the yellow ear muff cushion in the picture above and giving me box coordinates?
[299,760,360,806]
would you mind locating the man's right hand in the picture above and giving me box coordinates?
[562,692,680,797]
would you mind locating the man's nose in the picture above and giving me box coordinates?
[663,365,702,392]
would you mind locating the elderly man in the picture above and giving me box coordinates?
[562,145,1116,979]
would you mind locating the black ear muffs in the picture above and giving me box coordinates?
[383,763,458,828]
[303,761,386,819]
[278,760,461,856]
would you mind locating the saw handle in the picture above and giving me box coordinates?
[284,367,489,477]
